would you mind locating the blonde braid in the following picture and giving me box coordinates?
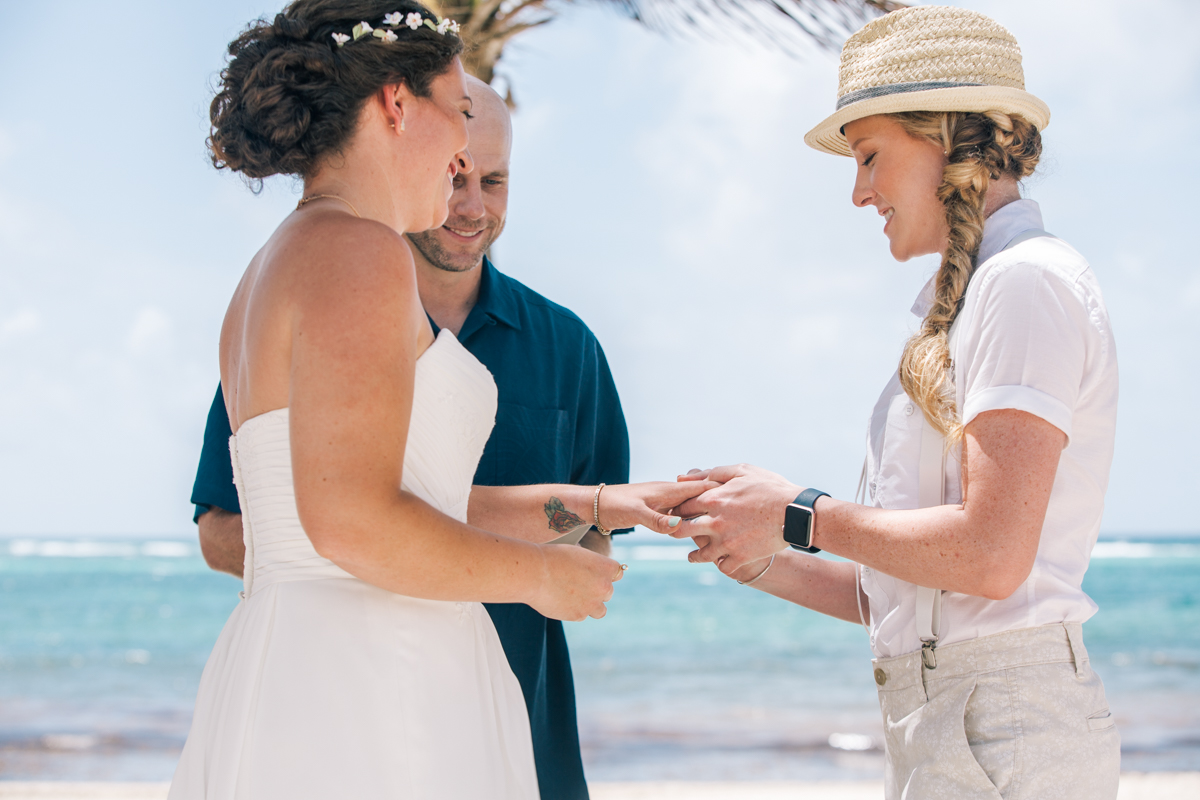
[890,111,1043,440]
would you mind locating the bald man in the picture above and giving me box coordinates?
[189,77,630,799]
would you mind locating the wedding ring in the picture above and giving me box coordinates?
[620,564,628,570]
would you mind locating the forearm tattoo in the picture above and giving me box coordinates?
[544,496,587,534]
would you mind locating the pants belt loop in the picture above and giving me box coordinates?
[1064,622,1087,678]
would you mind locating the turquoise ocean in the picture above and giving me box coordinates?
[1,534,1197,781]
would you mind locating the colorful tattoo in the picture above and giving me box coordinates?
[545,497,586,534]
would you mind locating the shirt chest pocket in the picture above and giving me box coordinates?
[874,393,924,510]
[479,403,571,485]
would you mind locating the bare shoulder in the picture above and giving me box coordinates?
[221,209,424,424]
[267,210,418,307]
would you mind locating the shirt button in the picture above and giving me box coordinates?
[904,403,915,416]
[874,668,888,686]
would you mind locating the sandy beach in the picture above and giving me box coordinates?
[1,774,1198,800]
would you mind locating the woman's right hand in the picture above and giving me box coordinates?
[528,544,624,621]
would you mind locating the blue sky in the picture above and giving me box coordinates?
[1,0,1197,534]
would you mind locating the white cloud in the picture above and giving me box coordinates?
[126,306,174,357]
[0,191,38,250]
[1114,252,1147,279]
[0,125,12,165]
[1183,275,1200,309]
[0,308,41,343]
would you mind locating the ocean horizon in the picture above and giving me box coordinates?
[2,532,1198,781]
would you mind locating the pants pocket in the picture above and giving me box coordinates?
[964,670,1018,797]
[1087,709,1116,731]
[882,676,1004,800]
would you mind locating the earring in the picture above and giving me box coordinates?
[400,118,406,133]
[390,121,395,129]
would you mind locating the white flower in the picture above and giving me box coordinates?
[352,21,373,39]
[406,12,422,29]
[380,29,398,43]
[383,12,402,26]
[331,32,350,46]
[446,19,460,34]
[436,18,451,34]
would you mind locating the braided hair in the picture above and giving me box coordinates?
[890,110,1043,440]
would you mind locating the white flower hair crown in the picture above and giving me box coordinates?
[331,11,460,48]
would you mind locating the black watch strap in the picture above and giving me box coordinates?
[783,488,830,553]
[795,488,830,510]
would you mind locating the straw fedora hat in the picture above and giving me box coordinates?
[804,6,1050,157]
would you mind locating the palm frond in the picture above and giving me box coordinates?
[608,0,906,53]
[432,0,906,94]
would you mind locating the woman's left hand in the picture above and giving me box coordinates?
[671,464,802,575]
[598,480,721,535]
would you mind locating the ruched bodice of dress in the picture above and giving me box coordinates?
[169,329,537,800]
[229,329,498,598]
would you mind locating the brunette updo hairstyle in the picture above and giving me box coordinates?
[209,0,464,181]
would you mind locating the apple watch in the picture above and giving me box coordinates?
[782,488,830,553]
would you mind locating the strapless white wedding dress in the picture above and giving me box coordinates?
[169,330,538,800]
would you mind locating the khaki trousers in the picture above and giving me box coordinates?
[872,622,1120,800]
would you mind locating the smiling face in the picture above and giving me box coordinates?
[403,58,475,232]
[844,115,949,262]
[407,76,511,272]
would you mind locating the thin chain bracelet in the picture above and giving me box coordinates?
[593,484,611,535]
[737,553,776,586]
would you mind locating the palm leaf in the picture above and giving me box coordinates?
[431,0,906,91]
[610,0,906,53]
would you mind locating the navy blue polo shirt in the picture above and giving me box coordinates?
[191,257,630,800]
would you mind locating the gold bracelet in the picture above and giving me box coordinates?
[737,553,776,586]
[593,484,611,535]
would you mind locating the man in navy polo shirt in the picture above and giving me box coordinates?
[190,78,628,799]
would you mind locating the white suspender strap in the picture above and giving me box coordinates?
[915,586,941,644]
[853,457,871,635]
[917,413,945,510]
[855,457,868,505]
[915,415,946,668]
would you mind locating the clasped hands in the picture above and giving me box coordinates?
[666,464,810,582]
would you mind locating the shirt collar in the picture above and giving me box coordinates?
[459,256,522,340]
[911,199,1044,318]
[976,198,1044,267]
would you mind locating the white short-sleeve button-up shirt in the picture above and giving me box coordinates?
[862,200,1119,658]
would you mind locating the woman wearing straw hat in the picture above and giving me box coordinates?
[670,6,1121,798]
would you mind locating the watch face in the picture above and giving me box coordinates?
[784,503,814,548]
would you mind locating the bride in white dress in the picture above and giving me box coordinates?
[170,3,712,798]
